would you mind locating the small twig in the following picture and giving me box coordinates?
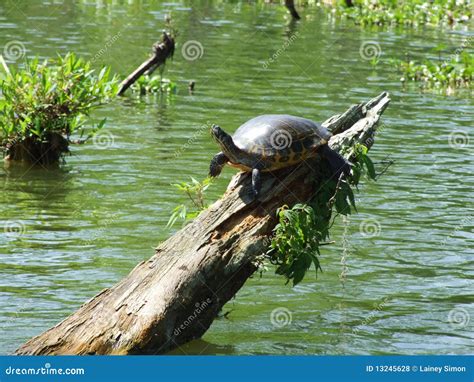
[327,173,344,208]
[319,241,335,246]
[375,156,394,179]
[185,190,200,210]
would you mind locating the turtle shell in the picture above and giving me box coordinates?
[232,114,332,168]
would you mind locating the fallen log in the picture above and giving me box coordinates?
[117,32,175,96]
[16,92,390,355]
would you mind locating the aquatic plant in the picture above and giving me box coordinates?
[332,0,472,27]
[130,74,177,94]
[396,51,473,90]
[0,53,118,165]
[267,143,377,285]
[167,177,213,227]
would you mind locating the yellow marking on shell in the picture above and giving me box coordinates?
[227,136,326,172]
[228,161,252,171]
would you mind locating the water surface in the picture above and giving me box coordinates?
[0,0,473,355]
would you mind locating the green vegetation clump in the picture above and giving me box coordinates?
[0,53,118,165]
[333,0,472,27]
[397,52,473,90]
[267,143,376,285]
[130,74,177,95]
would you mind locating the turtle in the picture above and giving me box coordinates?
[209,114,351,198]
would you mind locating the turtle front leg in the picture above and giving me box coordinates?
[252,168,262,199]
[209,152,228,177]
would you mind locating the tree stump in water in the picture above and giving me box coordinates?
[117,32,175,96]
[15,92,390,355]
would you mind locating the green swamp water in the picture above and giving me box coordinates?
[0,1,473,355]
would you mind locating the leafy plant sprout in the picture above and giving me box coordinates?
[167,177,213,228]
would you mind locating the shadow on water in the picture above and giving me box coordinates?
[167,338,236,355]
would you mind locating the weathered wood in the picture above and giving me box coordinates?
[285,0,301,20]
[117,32,175,96]
[15,92,390,355]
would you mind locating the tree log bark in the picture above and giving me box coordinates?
[15,92,390,355]
[117,32,175,96]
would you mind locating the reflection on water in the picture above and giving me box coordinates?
[0,1,473,355]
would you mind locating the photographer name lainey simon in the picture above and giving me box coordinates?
[419,365,466,373]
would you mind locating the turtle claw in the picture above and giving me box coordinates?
[252,189,260,200]
[251,168,261,200]
[209,152,228,178]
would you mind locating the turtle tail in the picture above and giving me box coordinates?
[320,144,352,178]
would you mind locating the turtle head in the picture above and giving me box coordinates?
[210,124,230,144]
[211,124,240,161]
